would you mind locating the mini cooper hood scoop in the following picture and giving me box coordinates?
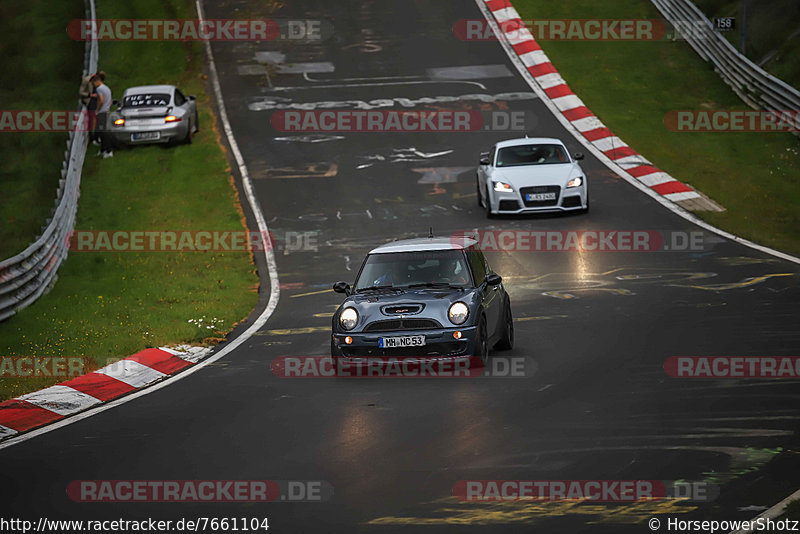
[381,304,424,315]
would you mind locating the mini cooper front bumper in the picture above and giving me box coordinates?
[332,325,479,362]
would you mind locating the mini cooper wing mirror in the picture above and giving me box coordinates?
[574,152,585,160]
[486,273,502,286]
[333,281,351,295]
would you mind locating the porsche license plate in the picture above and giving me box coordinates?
[526,192,556,201]
[132,131,160,141]
[379,335,425,348]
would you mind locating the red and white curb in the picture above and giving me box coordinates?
[483,0,723,212]
[0,345,210,441]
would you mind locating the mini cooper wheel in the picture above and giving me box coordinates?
[495,298,514,350]
[474,315,490,366]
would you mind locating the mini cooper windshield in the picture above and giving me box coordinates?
[354,250,472,291]
[496,143,569,167]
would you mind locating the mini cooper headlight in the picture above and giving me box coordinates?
[339,307,358,330]
[448,302,469,325]
[567,176,584,188]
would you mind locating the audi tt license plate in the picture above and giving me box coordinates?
[526,192,556,201]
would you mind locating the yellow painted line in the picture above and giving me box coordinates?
[544,288,634,299]
[542,291,576,300]
[262,162,338,179]
[366,498,696,526]
[263,326,329,336]
[516,315,569,322]
[313,312,334,318]
[679,273,793,291]
[452,192,477,199]
[291,288,333,298]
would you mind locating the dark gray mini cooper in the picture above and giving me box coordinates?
[331,236,513,366]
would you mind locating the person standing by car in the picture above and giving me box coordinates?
[79,71,101,143]
[92,73,113,158]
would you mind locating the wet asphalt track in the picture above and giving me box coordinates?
[2,0,800,532]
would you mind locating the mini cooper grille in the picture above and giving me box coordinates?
[364,319,442,332]
[520,185,561,207]
[382,304,423,315]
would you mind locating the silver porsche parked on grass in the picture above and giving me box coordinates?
[108,85,198,146]
[477,137,589,216]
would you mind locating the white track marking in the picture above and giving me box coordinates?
[551,94,585,112]
[637,172,675,187]
[665,191,701,201]
[96,360,167,389]
[730,488,800,534]
[533,72,567,89]
[18,386,101,416]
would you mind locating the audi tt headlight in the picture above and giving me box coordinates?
[493,181,514,192]
[566,176,584,188]
[339,307,358,330]
[448,302,469,325]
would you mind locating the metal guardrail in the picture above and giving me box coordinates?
[0,0,98,322]
[651,0,800,133]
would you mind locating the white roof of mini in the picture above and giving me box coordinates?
[123,85,176,95]
[495,137,565,148]
[369,237,478,254]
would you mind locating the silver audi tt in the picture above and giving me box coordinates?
[477,137,589,216]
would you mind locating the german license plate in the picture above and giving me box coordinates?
[379,335,425,348]
[526,192,556,201]
[132,131,160,141]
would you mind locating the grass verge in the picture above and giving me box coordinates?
[0,0,85,258]
[512,0,800,255]
[0,0,259,401]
